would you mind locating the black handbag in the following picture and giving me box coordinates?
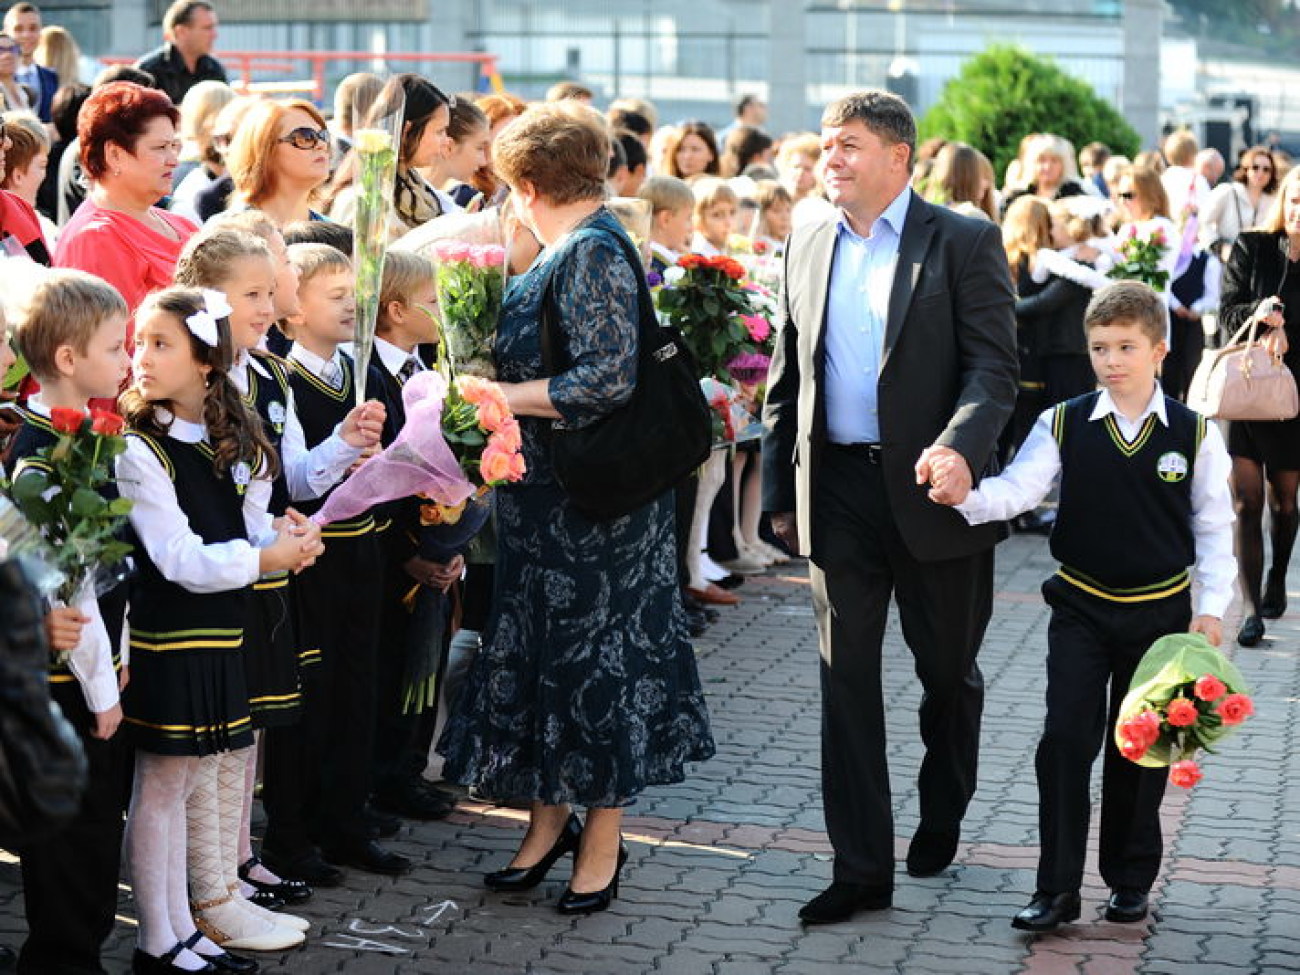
[539,224,712,521]
[0,558,87,849]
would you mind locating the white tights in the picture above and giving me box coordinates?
[687,451,729,591]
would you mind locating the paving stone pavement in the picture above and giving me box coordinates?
[2,533,1298,974]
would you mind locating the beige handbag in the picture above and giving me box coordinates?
[1188,317,1300,421]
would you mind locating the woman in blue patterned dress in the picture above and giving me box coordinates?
[439,102,715,915]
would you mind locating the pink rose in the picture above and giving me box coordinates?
[456,376,493,405]
[476,396,510,433]
[481,245,506,268]
[1193,675,1227,702]
[1216,693,1255,726]
[479,443,514,483]
[743,314,771,344]
[1151,229,1167,246]
[1169,760,1202,788]
[1165,698,1199,728]
[469,245,491,268]
[442,242,472,263]
[506,450,527,480]
[490,417,522,452]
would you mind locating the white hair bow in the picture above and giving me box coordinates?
[185,289,234,347]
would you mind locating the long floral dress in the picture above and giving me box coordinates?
[438,208,715,807]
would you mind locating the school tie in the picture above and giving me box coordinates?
[322,358,344,391]
[397,357,420,385]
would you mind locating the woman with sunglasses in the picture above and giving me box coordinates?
[1109,164,1179,291]
[1219,166,1300,647]
[225,97,334,227]
[53,81,193,363]
[1201,146,1280,263]
[324,73,453,235]
[0,33,31,113]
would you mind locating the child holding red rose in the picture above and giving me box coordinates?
[2,268,132,974]
[934,281,1236,934]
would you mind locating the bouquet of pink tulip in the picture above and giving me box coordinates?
[1114,633,1256,788]
[431,240,507,379]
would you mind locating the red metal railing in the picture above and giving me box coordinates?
[103,50,502,103]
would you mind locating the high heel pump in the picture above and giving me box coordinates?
[485,812,583,891]
[557,843,629,915]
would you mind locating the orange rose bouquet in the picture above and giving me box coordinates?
[1114,633,1256,788]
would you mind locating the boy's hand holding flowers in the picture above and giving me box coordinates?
[1189,615,1222,647]
[339,400,388,450]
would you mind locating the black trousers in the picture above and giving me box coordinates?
[372,527,428,796]
[262,530,382,855]
[18,683,128,975]
[1035,575,1190,894]
[810,447,992,886]
[1161,316,1205,403]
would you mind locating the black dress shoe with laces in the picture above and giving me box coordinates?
[1011,890,1081,932]
[322,838,412,876]
[1238,614,1266,647]
[798,881,893,924]
[1105,887,1150,923]
[906,827,960,877]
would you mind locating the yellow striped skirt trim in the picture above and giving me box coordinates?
[319,514,376,539]
[254,573,290,591]
[1056,566,1190,603]
[129,628,244,652]
[123,715,253,738]
[297,648,322,667]
[249,691,302,710]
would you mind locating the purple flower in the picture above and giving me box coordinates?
[646,271,663,287]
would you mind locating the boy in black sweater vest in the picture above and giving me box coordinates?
[4,270,131,974]
[935,281,1236,933]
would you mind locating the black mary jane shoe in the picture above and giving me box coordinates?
[1237,614,1266,648]
[239,855,313,905]
[183,929,258,972]
[1011,890,1081,933]
[556,843,629,916]
[486,812,583,891]
[132,942,216,974]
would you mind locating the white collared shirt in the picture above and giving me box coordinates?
[956,385,1237,617]
[115,411,277,596]
[373,337,422,380]
[230,350,361,501]
[287,343,345,389]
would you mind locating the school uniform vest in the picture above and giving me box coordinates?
[126,432,251,644]
[244,351,293,517]
[1049,390,1204,601]
[6,407,125,684]
[286,352,374,536]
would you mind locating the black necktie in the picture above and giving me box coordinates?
[397,357,420,385]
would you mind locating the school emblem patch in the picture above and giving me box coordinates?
[1156,451,1189,483]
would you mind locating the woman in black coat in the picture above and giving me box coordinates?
[1219,166,1300,646]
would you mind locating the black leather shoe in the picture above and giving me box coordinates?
[906,827,960,877]
[196,948,259,973]
[1105,887,1150,923]
[1011,890,1081,932]
[486,812,582,891]
[260,849,344,888]
[1238,615,1266,647]
[363,804,402,838]
[132,943,216,973]
[245,888,284,911]
[798,882,892,924]
[372,783,456,821]
[1262,572,1288,619]
[556,844,629,915]
[239,855,312,905]
[322,839,412,876]
[715,573,746,591]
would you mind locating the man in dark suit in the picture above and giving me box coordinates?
[5,3,58,122]
[762,89,1018,924]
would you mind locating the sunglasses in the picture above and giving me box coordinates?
[0,43,17,55]
[1250,163,1274,173]
[1116,191,1136,200]
[277,127,330,151]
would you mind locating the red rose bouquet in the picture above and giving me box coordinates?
[7,407,134,659]
[1114,633,1256,787]
[656,253,768,384]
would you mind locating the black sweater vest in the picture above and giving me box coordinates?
[1050,391,1203,597]
[244,352,292,517]
[125,432,249,649]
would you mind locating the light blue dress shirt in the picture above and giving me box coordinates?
[823,186,912,444]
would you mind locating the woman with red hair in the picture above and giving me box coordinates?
[53,81,195,341]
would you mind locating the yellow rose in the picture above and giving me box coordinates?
[354,128,395,154]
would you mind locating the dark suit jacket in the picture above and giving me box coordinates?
[762,192,1018,562]
[24,64,57,122]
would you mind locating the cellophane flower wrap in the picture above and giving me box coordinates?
[1114,633,1256,787]
[1108,225,1170,291]
[350,100,404,407]
[6,407,134,662]
[310,371,474,526]
[655,253,769,384]
[429,238,506,379]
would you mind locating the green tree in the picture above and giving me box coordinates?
[919,44,1141,187]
